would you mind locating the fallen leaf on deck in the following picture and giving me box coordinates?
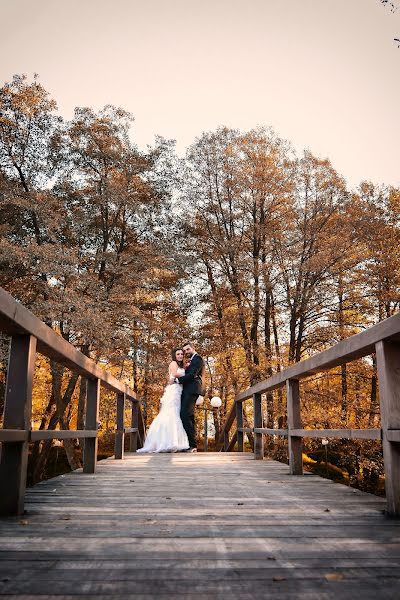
[19,520,28,525]
[325,573,344,581]
[324,508,330,512]
[273,576,286,581]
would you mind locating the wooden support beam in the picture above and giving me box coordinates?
[129,402,139,452]
[290,428,381,440]
[286,379,303,475]
[0,430,29,442]
[254,428,288,437]
[226,430,238,452]
[387,430,400,442]
[0,335,36,515]
[223,430,229,452]
[83,378,100,474]
[30,430,97,441]
[253,393,263,460]
[236,402,244,452]
[376,340,400,517]
[114,392,125,460]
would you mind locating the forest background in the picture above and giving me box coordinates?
[0,74,399,492]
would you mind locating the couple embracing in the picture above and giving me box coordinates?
[137,342,205,454]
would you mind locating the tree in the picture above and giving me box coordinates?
[0,75,186,478]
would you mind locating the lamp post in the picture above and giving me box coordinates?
[196,396,222,452]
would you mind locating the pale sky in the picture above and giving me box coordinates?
[1,0,399,188]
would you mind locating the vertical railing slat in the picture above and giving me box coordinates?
[253,393,263,459]
[130,401,139,452]
[375,340,400,516]
[286,379,303,475]
[114,392,125,460]
[0,335,37,515]
[83,378,100,473]
[236,401,244,452]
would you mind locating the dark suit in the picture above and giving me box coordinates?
[178,353,206,448]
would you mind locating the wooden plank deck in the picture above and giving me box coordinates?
[1,452,400,599]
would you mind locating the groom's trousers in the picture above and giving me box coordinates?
[180,393,198,448]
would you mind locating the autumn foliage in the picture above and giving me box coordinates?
[1,75,399,490]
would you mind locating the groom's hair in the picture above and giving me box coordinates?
[182,341,193,348]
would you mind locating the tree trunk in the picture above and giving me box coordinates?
[250,217,261,376]
[288,309,298,364]
[30,390,56,466]
[271,293,285,426]
[32,411,59,482]
[368,354,378,427]
[77,377,87,450]
[242,405,254,448]
[340,363,348,425]
[204,259,239,394]
[32,364,80,481]
[226,260,255,382]
[59,415,81,471]
[354,372,361,425]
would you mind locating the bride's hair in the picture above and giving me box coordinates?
[171,348,184,368]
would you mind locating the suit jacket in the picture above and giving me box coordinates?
[178,353,206,396]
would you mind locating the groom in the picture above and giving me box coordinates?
[173,341,205,452]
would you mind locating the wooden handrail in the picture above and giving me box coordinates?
[0,287,136,399]
[219,311,400,516]
[0,287,145,516]
[235,311,400,402]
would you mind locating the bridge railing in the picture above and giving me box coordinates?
[0,287,145,516]
[219,312,400,516]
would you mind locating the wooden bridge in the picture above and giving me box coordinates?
[1,287,400,598]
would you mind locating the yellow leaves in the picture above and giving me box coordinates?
[302,452,317,465]
[324,573,344,581]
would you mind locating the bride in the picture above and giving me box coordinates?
[137,348,189,453]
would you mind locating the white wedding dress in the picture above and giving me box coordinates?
[137,367,189,453]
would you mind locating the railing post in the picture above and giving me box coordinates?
[375,340,400,516]
[236,401,244,452]
[253,393,263,459]
[0,335,36,516]
[114,392,125,460]
[286,379,303,475]
[83,378,100,473]
[130,401,139,452]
